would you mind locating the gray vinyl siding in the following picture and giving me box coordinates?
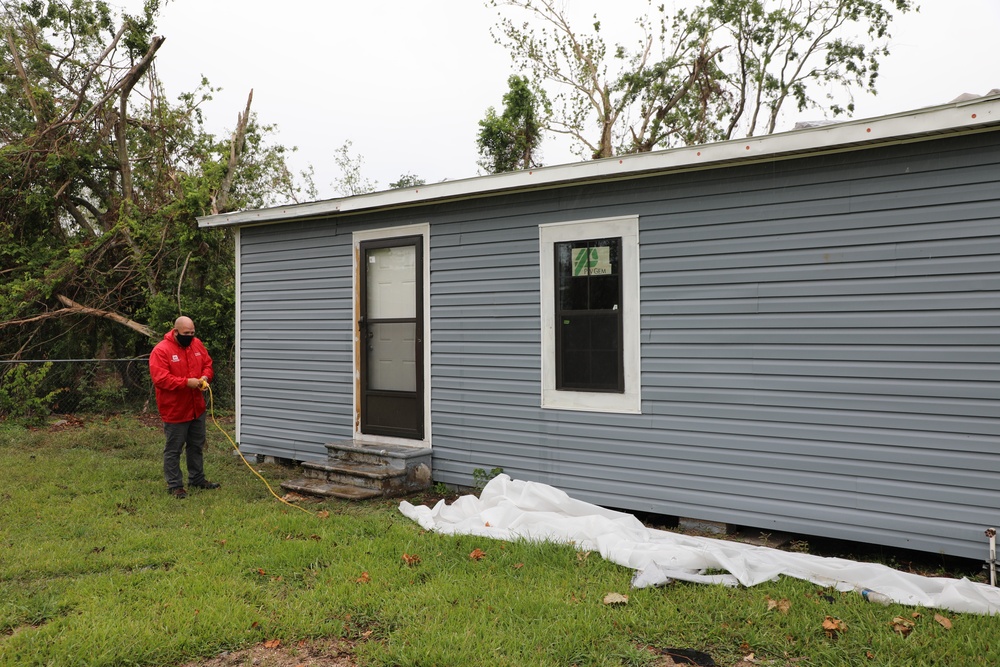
[429,133,1000,560]
[236,131,999,560]
[238,222,355,460]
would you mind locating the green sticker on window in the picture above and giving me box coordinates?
[572,247,611,276]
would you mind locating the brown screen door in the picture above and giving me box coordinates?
[359,236,424,439]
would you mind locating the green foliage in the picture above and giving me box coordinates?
[389,173,426,189]
[472,466,504,491]
[0,362,61,425]
[477,75,545,173]
[0,1,309,366]
[702,0,914,138]
[488,0,914,155]
[488,0,720,158]
[332,140,378,196]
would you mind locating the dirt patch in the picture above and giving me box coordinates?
[37,414,88,432]
[177,638,357,667]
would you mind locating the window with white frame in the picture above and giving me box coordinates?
[539,216,641,413]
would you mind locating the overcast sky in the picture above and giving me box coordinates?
[121,0,1000,201]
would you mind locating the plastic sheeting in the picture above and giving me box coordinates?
[399,475,1000,615]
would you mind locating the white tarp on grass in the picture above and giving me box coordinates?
[399,475,1000,615]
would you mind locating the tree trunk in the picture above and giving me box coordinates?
[213,90,254,214]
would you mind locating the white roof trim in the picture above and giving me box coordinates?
[198,95,1000,229]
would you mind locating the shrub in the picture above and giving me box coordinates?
[0,362,62,426]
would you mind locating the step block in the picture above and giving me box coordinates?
[280,477,383,501]
[280,440,433,500]
[325,440,432,469]
[302,460,406,491]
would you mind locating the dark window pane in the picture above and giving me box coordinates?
[561,317,591,351]
[589,314,619,352]
[588,350,619,388]
[561,351,589,386]
[556,242,590,310]
[554,237,624,393]
[557,313,621,392]
[589,275,619,310]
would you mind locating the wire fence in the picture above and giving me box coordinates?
[0,358,235,417]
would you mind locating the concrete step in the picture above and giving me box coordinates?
[302,460,406,491]
[280,440,433,500]
[280,477,383,501]
[325,440,432,468]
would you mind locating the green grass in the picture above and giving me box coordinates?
[1,416,998,666]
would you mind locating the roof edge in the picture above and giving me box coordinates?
[198,94,1000,229]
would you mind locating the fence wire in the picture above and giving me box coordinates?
[0,358,234,416]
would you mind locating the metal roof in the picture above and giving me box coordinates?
[198,94,1000,229]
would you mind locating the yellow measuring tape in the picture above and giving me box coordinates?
[203,381,315,516]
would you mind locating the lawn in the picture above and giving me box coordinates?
[1,416,998,667]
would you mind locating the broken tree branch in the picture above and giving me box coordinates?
[176,250,192,314]
[0,301,155,339]
[6,29,42,125]
[213,89,253,215]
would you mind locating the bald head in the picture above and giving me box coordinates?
[172,316,197,348]
[174,316,195,334]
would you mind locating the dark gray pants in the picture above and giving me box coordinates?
[163,412,207,489]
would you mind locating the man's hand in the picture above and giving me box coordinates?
[186,378,203,389]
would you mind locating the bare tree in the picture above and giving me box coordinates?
[488,0,724,158]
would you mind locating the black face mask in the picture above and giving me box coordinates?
[175,333,195,348]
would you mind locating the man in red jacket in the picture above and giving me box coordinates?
[149,316,219,499]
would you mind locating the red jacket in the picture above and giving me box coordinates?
[149,331,214,423]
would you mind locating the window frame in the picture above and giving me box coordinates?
[539,215,641,414]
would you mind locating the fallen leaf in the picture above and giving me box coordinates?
[263,639,281,649]
[822,616,847,637]
[310,534,321,541]
[577,551,592,562]
[317,510,330,519]
[766,596,791,614]
[484,521,491,527]
[402,552,421,566]
[356,571,370,583]
[934,614,953,630]
[251,621,259,629]
[513,562,524,569]
[890,616,915,636]
[256,568,267,576]
[603,592,629,605]
[469,548,486,561]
